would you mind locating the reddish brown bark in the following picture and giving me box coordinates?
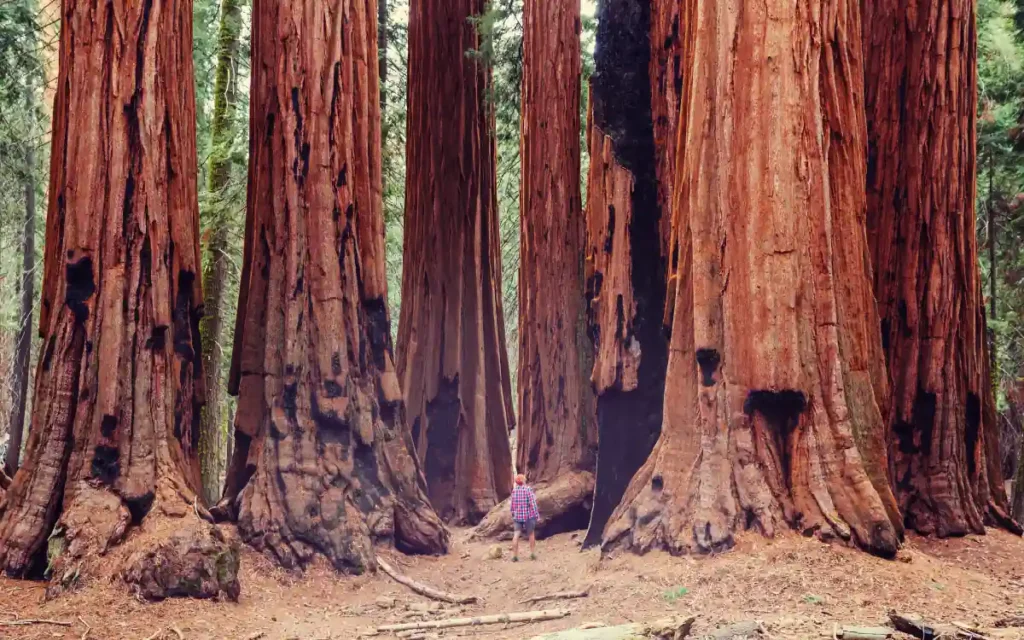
[219,0,448,572]
[864,0,1017,537]
[478,0,596,539]
[0,0,238,599]
[581,0,669,548]
[603,0,901,557]
[396,0,514,525]
[650,0,684,327]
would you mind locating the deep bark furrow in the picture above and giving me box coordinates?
[396,0,514,525]
[864,0,1015,536]
[582,0,668,548]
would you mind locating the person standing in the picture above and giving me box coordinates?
[510,473,540,561]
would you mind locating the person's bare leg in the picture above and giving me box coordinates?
[512,528,520,561]
[529,530,536,559]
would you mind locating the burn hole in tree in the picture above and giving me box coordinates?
[743,390,807,489]
[424,376,461,522]
[65,256,96,324]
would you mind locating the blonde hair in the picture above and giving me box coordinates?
[515,473,526,485]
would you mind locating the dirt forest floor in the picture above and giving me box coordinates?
[3,526,1024,640]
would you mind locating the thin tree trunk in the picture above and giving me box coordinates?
[396,0,515,525]
[220,0,448,571]
[0,0,238,598]
[198,0,242,506]
[864,0,1016,536]
[581,0,669,548]
[5,123,35,478]
[603,0,901,557]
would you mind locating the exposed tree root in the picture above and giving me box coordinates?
[474,471,594,540]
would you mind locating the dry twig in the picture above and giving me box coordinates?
[0,618,73,627]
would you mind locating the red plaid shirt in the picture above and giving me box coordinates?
[510,484,540,522]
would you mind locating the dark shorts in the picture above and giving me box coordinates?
[514,518,537,535]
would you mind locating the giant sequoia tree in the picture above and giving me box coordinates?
[396,0,514,525]
[476,0,596,539]
[219,0,448,571]
[581,0,669,547]
[0,0,239,597]
[864,0,1017,536]
[601,0,903,557]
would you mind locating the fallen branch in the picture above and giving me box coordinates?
[377,608,570,633]
[375,556,477,605]
[79,615,92,640]
[0,618,73,627]
[521,588,589,605]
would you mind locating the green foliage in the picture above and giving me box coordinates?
[978,0,1024,443]
[662,586,689,602]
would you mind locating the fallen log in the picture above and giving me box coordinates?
[474,471,595,540]
[374,556,477,605]
[526,616,696,640]
[521,588,590,605]
[377,608,570,633]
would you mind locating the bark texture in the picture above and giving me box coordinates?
[864,0,1016,536]
[650,0,685,326]
[222,0,448,572]
[5,134,36,478]
[511,0,596,534]
[396,0,514,525]
[198,0,243,505]
[581,0,669,548]
[0,0,237,597]
[603,0,902,557]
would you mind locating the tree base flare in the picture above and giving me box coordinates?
[474,471,594,540]
[602,388,901,559]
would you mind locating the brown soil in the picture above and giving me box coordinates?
[2,527,1024,639]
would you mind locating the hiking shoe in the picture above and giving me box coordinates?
[530,553,536,560]
[512,556,519,562]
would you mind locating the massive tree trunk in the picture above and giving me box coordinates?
[220,0,448,572]
[864,0,1017,537]
[198,0,243,506]
[650,0,684,327]
[396,0,515,525]
[476,0,596,540]
[602,0,902,558]
[0,0,239,599]
[581,0,669,548]
[5,122,36,478]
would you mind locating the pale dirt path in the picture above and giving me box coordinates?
[2,527,1024,639]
